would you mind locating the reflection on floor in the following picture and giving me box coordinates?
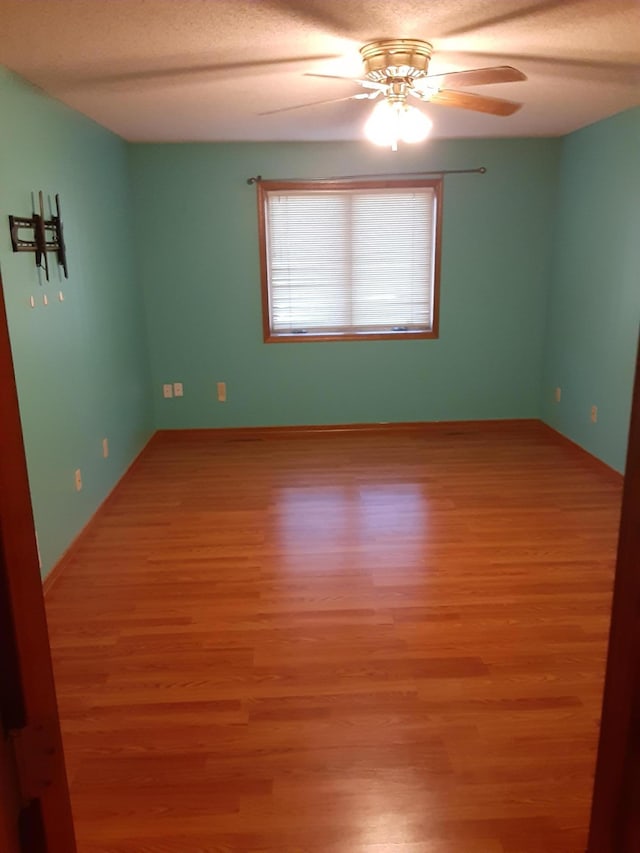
[45,422,622,853]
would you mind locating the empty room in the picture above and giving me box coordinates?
[1,2,639,852]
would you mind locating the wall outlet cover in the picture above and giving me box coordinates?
[163,383,173,398]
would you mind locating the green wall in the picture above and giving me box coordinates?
[129,139,560,428]
[542,107,640,473]
[0,67,153,577]
[2,59,636,586]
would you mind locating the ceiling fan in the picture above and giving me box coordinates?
[262,39,527,150]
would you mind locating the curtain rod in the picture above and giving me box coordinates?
[246,167,486,185]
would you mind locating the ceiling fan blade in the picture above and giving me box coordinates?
[437,50,640,84]
[259,93,373,116]
[304,73,386,90]
[417,65,526,90]
[430,89,522,116]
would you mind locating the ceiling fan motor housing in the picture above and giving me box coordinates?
[360,39,433,82]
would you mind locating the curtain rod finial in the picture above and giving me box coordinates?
[247,175,262,185]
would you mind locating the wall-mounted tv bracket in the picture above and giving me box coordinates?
[9,191,68,281]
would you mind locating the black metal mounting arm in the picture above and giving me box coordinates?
[8,191,68,282]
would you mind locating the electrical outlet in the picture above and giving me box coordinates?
[163,383,173,398]
[217,381,227,402]
[554,387,561,403]
[591,405,598,423]
[74,469,82,491]
[102,437,109,459]
[173,382,184,397]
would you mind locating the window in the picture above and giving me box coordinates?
[258,179,442,342]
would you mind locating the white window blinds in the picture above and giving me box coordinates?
[262,183,440,339]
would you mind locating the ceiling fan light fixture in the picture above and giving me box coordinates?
[400,104,433,143]
[364,100,432,151]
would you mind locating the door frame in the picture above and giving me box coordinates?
[587,338,640,852]
[0,269,77,852]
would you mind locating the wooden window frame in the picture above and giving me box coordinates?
[257,178,443,344]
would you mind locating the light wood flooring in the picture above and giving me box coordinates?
[44,423,623,853]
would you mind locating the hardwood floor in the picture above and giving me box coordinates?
[44,423,623,853]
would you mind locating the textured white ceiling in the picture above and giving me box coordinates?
[1,0,639,141]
